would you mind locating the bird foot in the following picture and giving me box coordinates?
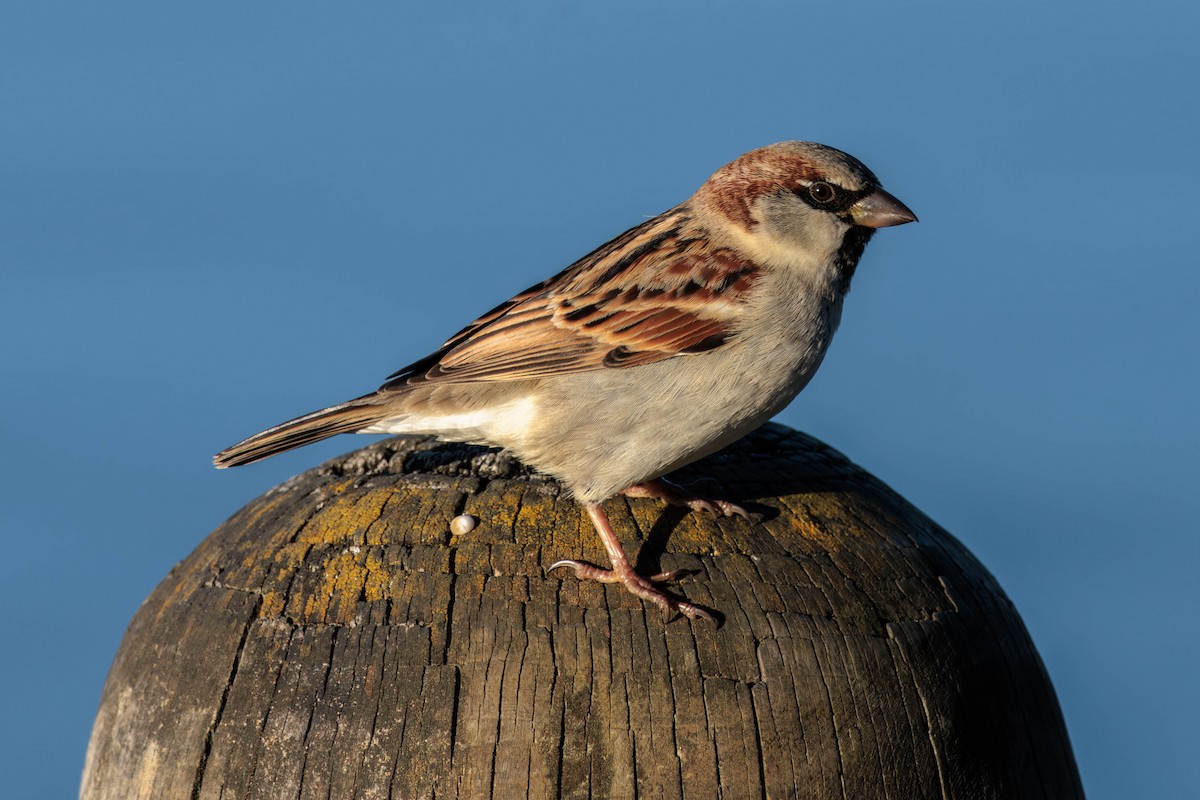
[622,478,756,520]
[547,559,688,585]
[549,559,714,622]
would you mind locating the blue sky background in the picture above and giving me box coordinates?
[2,3,1197,796]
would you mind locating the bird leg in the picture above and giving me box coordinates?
[622,477,755,520]
[549,503,714,622]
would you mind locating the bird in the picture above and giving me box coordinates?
[214,141,916,622]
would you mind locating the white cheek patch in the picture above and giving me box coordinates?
[361,396,540,445]
[719,202,843,286]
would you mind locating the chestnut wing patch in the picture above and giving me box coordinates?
[381,209,760,388]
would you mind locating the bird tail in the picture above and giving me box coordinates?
[213,395,386,469]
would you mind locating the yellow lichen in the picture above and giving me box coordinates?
[296,489,391,545]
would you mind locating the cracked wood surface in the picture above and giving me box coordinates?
[81,424,1083,799]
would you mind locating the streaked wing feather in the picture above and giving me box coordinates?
[382,207,760,389]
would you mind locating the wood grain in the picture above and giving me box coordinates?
[81,424,1084,799]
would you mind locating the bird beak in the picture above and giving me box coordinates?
[849,188,918,228]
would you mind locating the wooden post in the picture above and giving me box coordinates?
[81,423,1084,799]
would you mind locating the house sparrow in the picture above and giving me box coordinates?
[215,141,916,622]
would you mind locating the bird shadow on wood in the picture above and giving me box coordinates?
[632,504,691,577]
[629,504,723,624]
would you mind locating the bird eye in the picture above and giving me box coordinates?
[808,182,836,204]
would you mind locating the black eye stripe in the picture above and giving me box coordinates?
[796,182,872,215]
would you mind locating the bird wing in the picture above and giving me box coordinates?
[381,207,761,389]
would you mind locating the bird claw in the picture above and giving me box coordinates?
[639,582,716,623]
[548,559,714,622]
[689,497,757,520]
[548,559,689,585]
[665,599,716,623]
[622,478,758,521]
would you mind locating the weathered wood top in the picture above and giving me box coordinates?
[82,423,1083,799]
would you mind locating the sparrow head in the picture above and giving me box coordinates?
[692,141,915,286]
